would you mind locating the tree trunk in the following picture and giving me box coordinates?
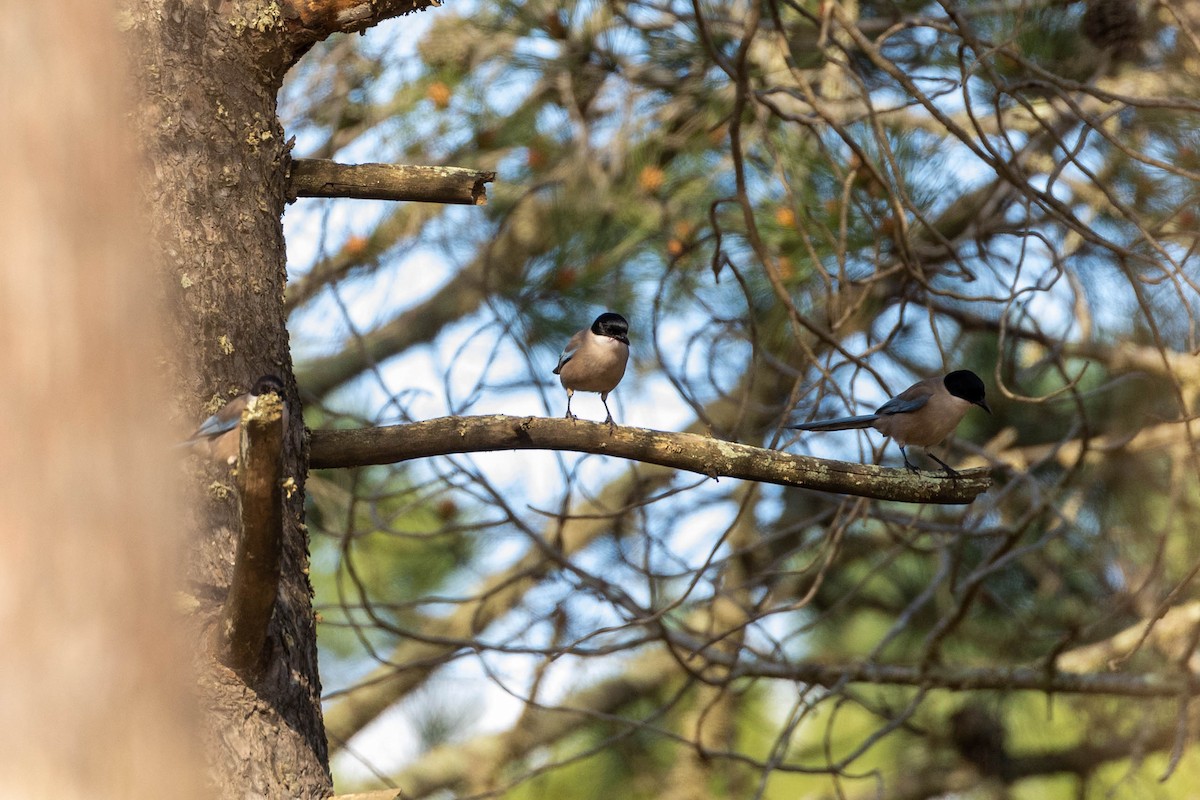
[125,2,329,796]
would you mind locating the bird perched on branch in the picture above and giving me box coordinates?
[553,312,630,428]
[180,374,287,464]
[789,370,990,474]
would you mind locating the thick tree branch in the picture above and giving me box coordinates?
[323,360,800,750]
[217,396,285,680]
[309,415,992,504]
[283,0,442,44]
[288,159,494,205]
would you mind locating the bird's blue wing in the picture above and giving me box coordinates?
[875,394,929,416]
[553,329,586,375]
[553,346,576,375]
[185,395,249,442]
[192,411,239,440]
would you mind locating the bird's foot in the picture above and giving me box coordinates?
[899,446,921,474]
[927,451,960,478]
[564,411,577,422]
[604,414,617,433]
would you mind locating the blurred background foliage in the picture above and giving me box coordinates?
[280,0,1200,796]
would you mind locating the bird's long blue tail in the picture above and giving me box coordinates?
[788,414,879,432]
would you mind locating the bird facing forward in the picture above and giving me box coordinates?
[553,312,630,427]
[180,374,287,464]
[790,370,990,474]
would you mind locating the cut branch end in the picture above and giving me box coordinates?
[217,395,285,681]
[289,159,495,205]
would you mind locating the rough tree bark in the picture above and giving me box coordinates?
[126,2,331,794]
[120,0,438,795]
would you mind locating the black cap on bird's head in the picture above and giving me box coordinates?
[591,312,630,345]
[944,370,990,413]
[252,374,286,396]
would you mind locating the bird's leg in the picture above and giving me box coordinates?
[601,392,616,432]
[564,388,576,421]
[926,449,960,477]
[899,445,920,473]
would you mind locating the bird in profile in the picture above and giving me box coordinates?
[180,374,287,464]
[553,312,630,428]
[789,370,990,475]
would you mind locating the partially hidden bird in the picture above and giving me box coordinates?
[179,374,287,464]
[789,370,990,474]
[553,312,630,427]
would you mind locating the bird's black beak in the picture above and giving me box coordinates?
[977,399,992,414]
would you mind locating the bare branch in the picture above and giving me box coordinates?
[846,716,1188,800]
[1058,601,1200,673]
[728,656,1193,698]
[217,395,285,680]
[322,466,663,749]
[1008,722,1186,779]
[288,159,494,205]
[296,193,551,396]
[999,419,1197,470]
[309,415,992,504]
[285,202,442,313]
[382,651,678,799]
[941,303,1200,384]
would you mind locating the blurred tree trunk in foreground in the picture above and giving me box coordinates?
[0,1,203,797]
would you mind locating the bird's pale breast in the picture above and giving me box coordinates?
[873,392,970,447]
[558,334,629,393]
